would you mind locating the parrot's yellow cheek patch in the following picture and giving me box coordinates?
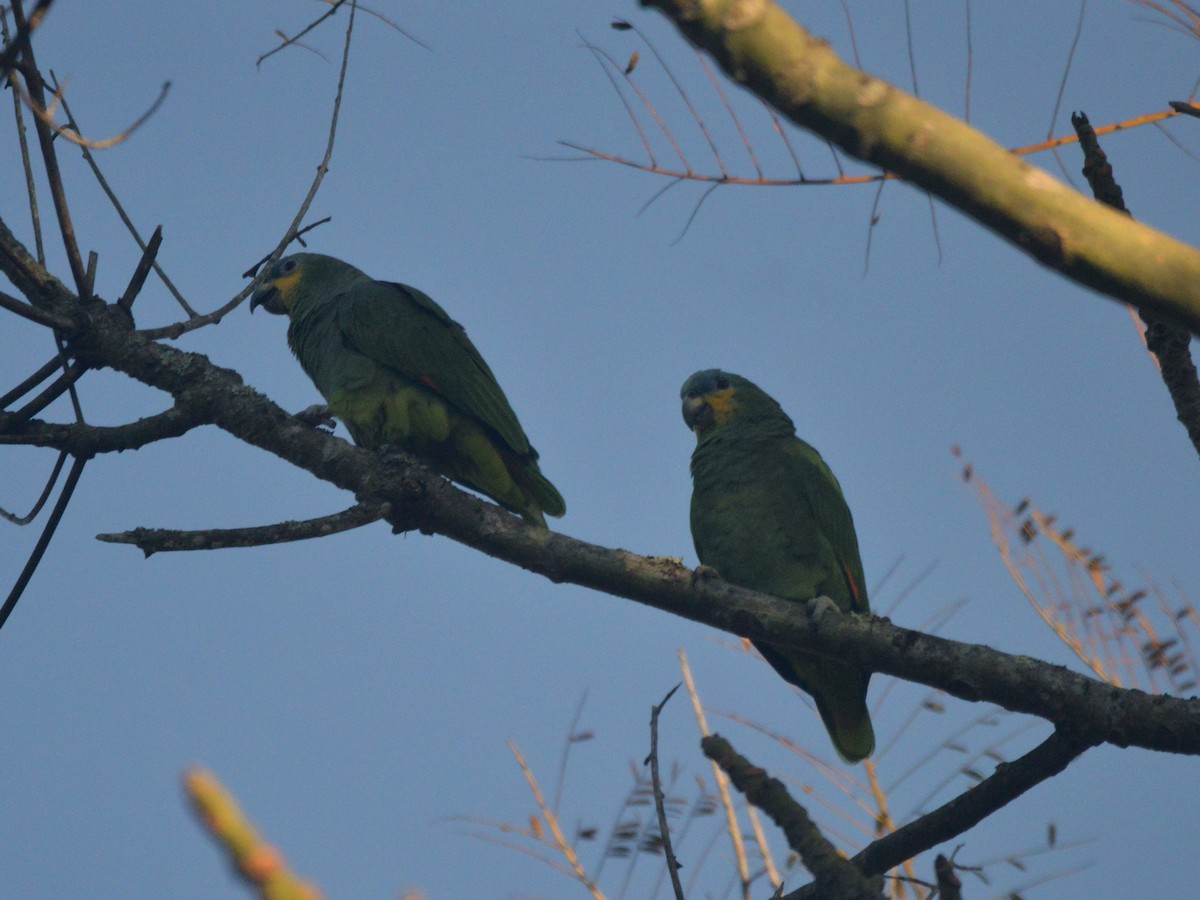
[704,387,738,426]
[271,270,304,312]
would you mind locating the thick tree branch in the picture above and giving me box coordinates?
[787,728,1093,897]
[638,0,1200,335]
[2,219,1199,756]
[702,733,884,899]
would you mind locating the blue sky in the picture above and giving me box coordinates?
[2,2,1199,897]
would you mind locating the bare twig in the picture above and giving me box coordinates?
[97,501,388,556]
[0,356,61,410]
[679,649,753,897]
[1072,110,1200,460]
[1,7,45,263]
[10,0,85,293]
[646,683,686,900]
[54,87,196,317]
[2,360,87,431]
[0,287,73,330]
[0,452,86,631]
[117,225,163,312]
[258,0,348,66]
[0,0,52,76]
[148,0,358,341]
[508,741,605,900]
[0,447,65,524]
[14,74,170,150]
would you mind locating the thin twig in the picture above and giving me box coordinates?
[10,0,86,293]
[1,7,44,263]
[3,360,87,430]
[678,649,752,899]
[55,87,196,316]
[0,453,86,631]
[0,355,60,410]
[0,447,65,524]
[0,288,73,330]
[552,689,591,813]
[14,75,170,149]
[257,0,347,66]
[508,741,605,900]
[118,225,163,312]
[646,683,685,900]
[1048,0,1087,184]
[0,0,52,76]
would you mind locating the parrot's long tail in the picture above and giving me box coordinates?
[515,463,566,522]
[756,642,875,763]
[815,686,875,764]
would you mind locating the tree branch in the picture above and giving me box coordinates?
[786,728,1094,897]
[1071,111,1200,459]
[701,733,884,899]
[0,286,74,331]
[3,215,1200,756]
[96,501,387,556]
[638,0,1200,334]
[0,405,205,453]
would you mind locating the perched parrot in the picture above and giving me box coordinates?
[251,253,565,527]
[681,369,874,762]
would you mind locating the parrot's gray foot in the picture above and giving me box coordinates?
[806,595,840,621]
[692,564,722,584]
[296,404,335,431]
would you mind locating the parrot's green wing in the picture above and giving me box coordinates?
[335,279,533,456]
[782,438,869,615]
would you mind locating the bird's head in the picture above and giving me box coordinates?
[681,369,793,440]
[250,253,355,316]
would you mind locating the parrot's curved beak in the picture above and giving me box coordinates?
[682,394,713,435]
[250,283,285,315]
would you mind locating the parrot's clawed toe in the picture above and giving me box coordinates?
[296,403,335,431]
[693,564,722,583]
[806,595,840,621]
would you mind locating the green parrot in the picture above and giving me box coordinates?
[681,369,874,762]
[251,252,565,527]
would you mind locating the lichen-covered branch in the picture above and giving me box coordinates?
[638,0,1200,334]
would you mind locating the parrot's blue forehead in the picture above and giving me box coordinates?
[681,369,737,399]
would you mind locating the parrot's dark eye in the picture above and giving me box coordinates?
[281,259,297,274]
[715,376,729,390]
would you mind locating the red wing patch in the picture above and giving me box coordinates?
[842,561,864,613]
[418,374,441,394]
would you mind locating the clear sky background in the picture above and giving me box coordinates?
[2,2,1199,898]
